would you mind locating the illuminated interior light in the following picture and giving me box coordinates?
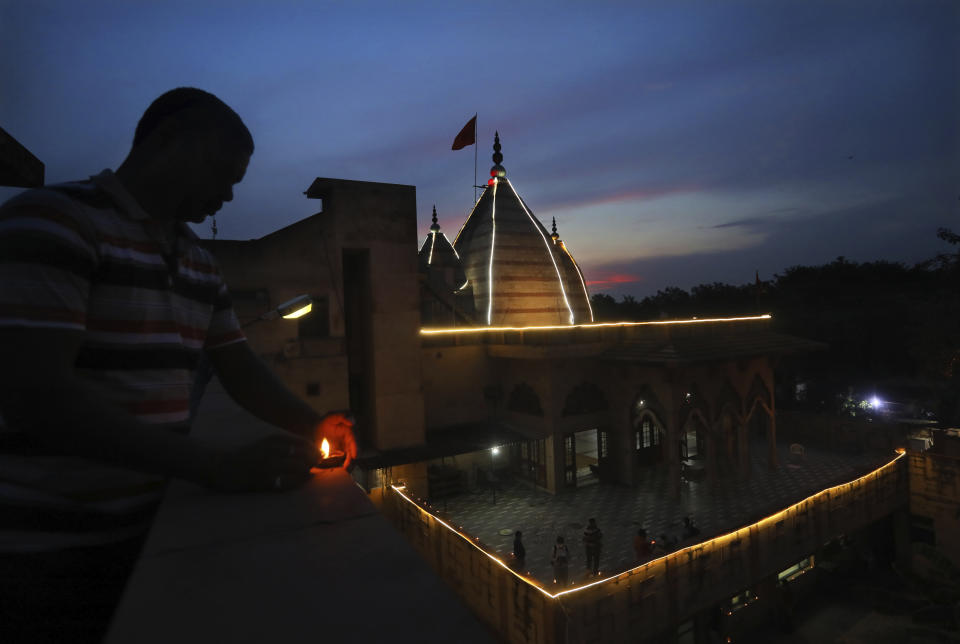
[559,240,594,322]
[390,451,904,600]
[420,314,773,335]
[506,179,574,324]
[486,178,498,325]
[281,302,312,319]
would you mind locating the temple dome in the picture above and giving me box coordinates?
[418,205,466,288]
[452,133,593,326]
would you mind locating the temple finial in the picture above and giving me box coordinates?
[430,205,440,232]
[488,131,506,184]
[551,217,559,242]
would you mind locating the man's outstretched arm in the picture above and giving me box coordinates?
[206,341,356,465]
[0,328,316,492]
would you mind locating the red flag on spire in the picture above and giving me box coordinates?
[451,115,477,150]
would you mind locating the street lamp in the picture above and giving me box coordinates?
[490,445,501,505]
[245,294,314,326]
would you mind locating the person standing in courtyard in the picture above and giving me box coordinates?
[552,535,569,586]
[0,87,355,643]
[584,517,603,576]
[512,530,526,570]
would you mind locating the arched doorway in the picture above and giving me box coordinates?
[634,413,664,465]
[632,391,666,466]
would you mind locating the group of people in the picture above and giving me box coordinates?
[511,518,604,586]
[513,515,704,586]
[633,516,702,563]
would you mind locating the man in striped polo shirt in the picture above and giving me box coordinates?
[0,88,355,642]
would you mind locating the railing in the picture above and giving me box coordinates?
[382,452,908,643]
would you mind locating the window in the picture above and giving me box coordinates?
[778,555,814,582]
[726,589,757,615]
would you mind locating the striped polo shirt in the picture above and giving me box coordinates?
[0,169,245,552]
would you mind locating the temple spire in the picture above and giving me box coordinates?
[430,205,440,232]
[488,131,506,185]
[551,217,559,243]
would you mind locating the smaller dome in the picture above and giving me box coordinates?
[418,205,466,288]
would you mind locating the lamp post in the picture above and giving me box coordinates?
[490,445,500,505]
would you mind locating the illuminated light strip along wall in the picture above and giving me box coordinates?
[390,451,904,600]
[559,241,594,322]
[486,179,499,325]
[421,313,772,335]
[428,231,436,265]
[507,179,575,325]
[390,483,557,599]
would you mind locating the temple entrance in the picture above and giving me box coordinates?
[634,415,663,466]
[680,416,706,459]
[563,429,600,488]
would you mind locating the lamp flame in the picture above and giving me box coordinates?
[320,438,330,459]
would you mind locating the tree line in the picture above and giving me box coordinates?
[590,229,960,422]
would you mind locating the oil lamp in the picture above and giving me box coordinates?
[316,437,345,468]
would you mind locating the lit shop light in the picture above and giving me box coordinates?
[506,179,575,324]
[420,314,772,335]
[391,451,904,600]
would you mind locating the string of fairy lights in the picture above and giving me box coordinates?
[390,450,905,600]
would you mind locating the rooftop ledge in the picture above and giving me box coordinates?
[420,314,772,335]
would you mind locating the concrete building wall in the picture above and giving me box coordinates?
[908,449,960,566]
[207,178,426,452]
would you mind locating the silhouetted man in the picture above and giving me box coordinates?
[0,88,355,643]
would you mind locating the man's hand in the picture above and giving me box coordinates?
[315,412,357,468]
[208,433,318,493]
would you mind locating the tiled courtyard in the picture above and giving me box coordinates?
[428,440,895,588]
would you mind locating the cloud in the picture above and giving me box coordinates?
[585,272,645,287]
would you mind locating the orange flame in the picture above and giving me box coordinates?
[320,438,330,459]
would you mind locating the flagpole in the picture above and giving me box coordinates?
[473,114,478,205]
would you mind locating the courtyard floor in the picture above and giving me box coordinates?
[428,440,896,588]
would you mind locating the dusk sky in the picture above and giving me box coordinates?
[1,1,956,297]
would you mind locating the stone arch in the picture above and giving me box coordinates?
[714,379,743,424]
[680,384,711,429]
[744,373,773,423]
[680,406,710,460]
[562,382,608,417]
[631,386,667,465]
[506,382,543,416]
